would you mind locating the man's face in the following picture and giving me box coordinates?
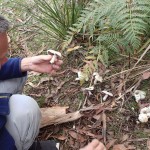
[0,32,8,67]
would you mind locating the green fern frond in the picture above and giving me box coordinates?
[64,0,150,65]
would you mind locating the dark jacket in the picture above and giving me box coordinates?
[0,58,27,149]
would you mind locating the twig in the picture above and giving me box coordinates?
[102,111,107,144]
[116,85,135,101]
[105,64,150,80]
[137,38,150,54]
[129,67,150,80]
[82,73,94,108]
[115,45,150,100]
[129,138,148,142]
[123,44,150,81]
[82,95,88,108]
[120,54,149,62]
[133,44,150,69]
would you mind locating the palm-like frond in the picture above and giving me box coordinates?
[31,0,86,41]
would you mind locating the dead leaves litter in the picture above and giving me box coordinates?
[112,144,127,150]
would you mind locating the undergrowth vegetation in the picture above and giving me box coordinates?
[1,0,150,149]
[62,0,150,83]
[65,0,150,60]
[27,0,89,42]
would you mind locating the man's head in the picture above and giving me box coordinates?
[0,15,9,66]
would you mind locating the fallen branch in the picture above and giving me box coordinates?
[40,109,83,128]
[40,102,112,128]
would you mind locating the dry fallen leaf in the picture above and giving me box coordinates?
[28,71,41,76]
[113,144,127,150]
[93,114,101,120]
[69,131,78,139]
[147,139,150,150]
[51,135,67,141]
[106,139,117,150]
[85,55,96,60]
[27,82,37,88]
[121,134,129,142]
[77,128,99,138]
[67,46,82,52]
[69,131,85,142]
[142,71,150,80]
[16,18,24,23]
[127,145,136,149]
[37,77,49,86]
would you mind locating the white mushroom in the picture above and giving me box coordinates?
[93,72,103,84]
[47,49,62,64]
[75,71,88,82]
[133,90,146,103]
[146,113,150,118]
[84,86,94,91]
[75,71,84,81]
[140,106,150,114]
[138,106,150,123]
[138,113,148,123]
[101,90,113,101]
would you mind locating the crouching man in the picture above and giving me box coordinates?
[0,15,106,150]
[0,15,62,150]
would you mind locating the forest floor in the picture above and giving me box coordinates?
[25,54,150,150]
[1,1,150,150]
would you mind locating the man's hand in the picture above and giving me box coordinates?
[80,139,106,150]
[21,55,63,74]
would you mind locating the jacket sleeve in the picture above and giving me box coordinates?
[0,58,27,80]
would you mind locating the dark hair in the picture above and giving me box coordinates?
[0,15,9,33]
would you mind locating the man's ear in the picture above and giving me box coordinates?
[0,32,8,53]
[7,35,10,43]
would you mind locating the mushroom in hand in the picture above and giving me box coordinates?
[47,49,62,64]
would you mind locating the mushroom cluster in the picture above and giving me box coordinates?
[138,106,150,123]
[133,90,149,123]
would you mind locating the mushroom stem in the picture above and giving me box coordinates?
[50,54,57,64]
[103,95,108,101]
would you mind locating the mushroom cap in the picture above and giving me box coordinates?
[138,113,148,123]
[84,86,94,91]
[147,113,150,118]
[93,72,103,83]
[133,90,146,102]
[93,72,99,76]
[101,90,113,96]
[140,106,150,114]
[47,49,62,57]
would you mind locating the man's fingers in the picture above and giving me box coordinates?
[40,55,52,61]
[52,64,60,70]
[55,59,63,65]
[95,142,106,150]
[49,70,56,75]
[89,139,100,148]
[79,139,106,150]
[80,139,100,150]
